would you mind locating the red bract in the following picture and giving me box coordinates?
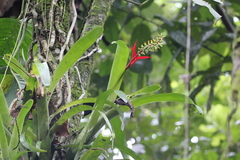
[126,41,151,69]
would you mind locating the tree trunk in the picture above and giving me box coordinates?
[71,0,114,100]
[27,0,114,158]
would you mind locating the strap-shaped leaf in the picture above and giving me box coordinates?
[8,99,33,158]
[20,132,47,152]
[0,114,10,159]
[130,93,203,114]
[128,84,161,98]
[48,26,103,94]
[107,41,129,91]
[3,54,29,82]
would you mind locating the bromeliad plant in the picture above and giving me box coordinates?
[126,34,164,69]
[0,26,202,160]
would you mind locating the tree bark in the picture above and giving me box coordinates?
[71,0,115,100]
[28,0,114,158]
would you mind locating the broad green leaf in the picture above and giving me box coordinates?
[0,114,10,159]
[114,90,128,103]
[36,94,49,140]
[111,116,129,159]
[130,24,151,46]
[0,86,11,126]
[3,54,29,82]
[115,140,144,160]
[0,18,32,66]
[48,26,103,94]
[86,89,114,128]
[16,99,34,130]
[130,93,203,114]
[8,99,33,157]
[74,89,114,157]
[128,84,161,98]
[154,14,174,27]
[34,62,51,86]
[169,31,187,48]
[12,151,31,160]
[49,97,96,121]
[5,73,25,105]
[104,16,119,52]
[107,41,129,92]
[49,105,94,137]
[20,132,46,152]
[80,134,111,160]
[108,101,124,129]
[99,111,114,137]
[1,74,14,93]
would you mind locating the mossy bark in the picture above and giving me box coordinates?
[29,0,71,110]
[29,0,71,158]
[28,0,114,158]
[72,0,114,100]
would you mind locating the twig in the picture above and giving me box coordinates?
[59,0,77,61]
[74,66,86,100]
[183,0,191,159]
[77,48,98,62]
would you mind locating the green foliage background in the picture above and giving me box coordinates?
[0,0,239,159]
[89,0,239,159]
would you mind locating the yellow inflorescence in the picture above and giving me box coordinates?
[138,34,164,55]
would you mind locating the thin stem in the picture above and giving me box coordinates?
[59,0,77,61]
[184,0,191,159]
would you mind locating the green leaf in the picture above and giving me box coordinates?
[169,31,187,48]
[49,97,96,121]
[130,93,203,114]
[12,151,30,160]
[5,73,25,105]
[80,134,111,160]
[115,140,144,160]
[8,99,33,157]
[104,16,119,52]
[0,18,32,66]
[48,26,103,94]
[0,114,10,159]
[0,74,14,93]
[98,111,114,138]
[0,86,11,126]
[114,90,128,103]
[111,116,129,159]
[3,54,29,82]
[36,94,49,140]
[128,84,161,98]
[34,62,51,86]
[130,23,151,47]
[48,105,95,137]
[20,132,47,152]
[108,101,124,130]
[16,99,34,130]
[74,89,114,157]
[85,89,114,132]
[107,41,129,92]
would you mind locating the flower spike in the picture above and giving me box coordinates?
[125,35,164,69]
[126,41,151,69]
[138,34,164,55]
